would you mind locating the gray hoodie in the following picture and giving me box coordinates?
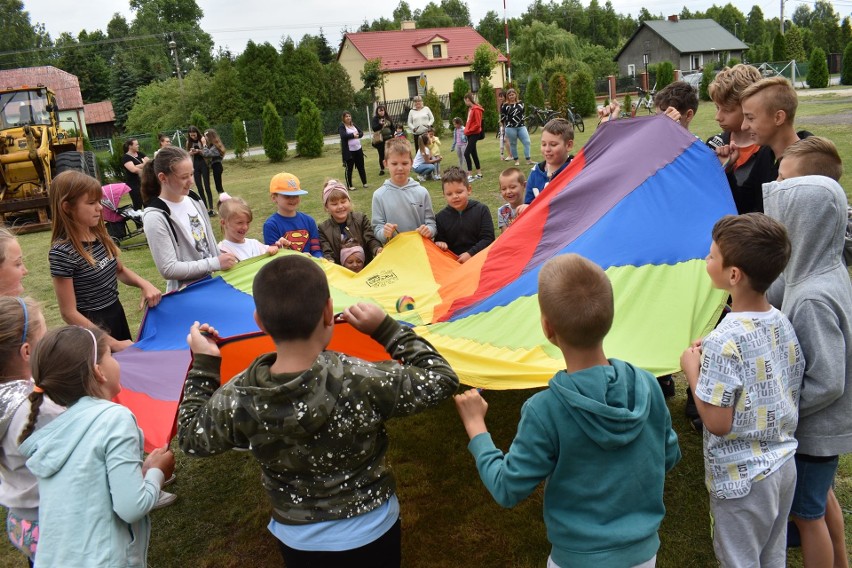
[764,175,852,456]
[371,177,437,244]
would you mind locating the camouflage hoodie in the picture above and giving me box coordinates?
[178,316,458,524]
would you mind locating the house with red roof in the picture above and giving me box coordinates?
[338,22,507,101]
[0,66,87,135]
[83,100,116,139]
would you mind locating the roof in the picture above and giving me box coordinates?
[342,27,507,72]
[0,66,83,110]
[83,100,115,124]
[616,19,748,59]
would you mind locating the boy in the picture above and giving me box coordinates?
[434,167,495,264]
[518,118,574,214]
[680,213,804,568]
[653,80,698,130]
[456,253,680,568]
[372,138,437,244]
[262,172,322,258]
[763,149,852,568]
[497,167,526,232]
[178,255,459,566]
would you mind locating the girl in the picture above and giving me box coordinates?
[463,92,484,181]
[218,196,279,261]
[0,297,60,566]
[186,125,214,215]
[450,117,467,170]
[427,129,443,177]
[19,326,175,568]
[371,105,394,176]
[121,138,149,210]
[142,146,237,293]
[202,129,226,196]
[413,132,441,181]
[0,226,27,296]
[317,179,382,266]
[339,111,368,190]
[49,171,162,352]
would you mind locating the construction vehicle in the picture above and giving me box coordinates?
[0,85,97,233]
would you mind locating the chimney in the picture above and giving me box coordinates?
[668,15,679,22]
[401,20,416,31]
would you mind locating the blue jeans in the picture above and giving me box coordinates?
[413,163,436,177]
[505,126,531,160]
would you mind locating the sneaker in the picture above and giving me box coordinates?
[690,416,704,432]
[474,174,482,180]
[431,174,441,181]
[362,184,369,188]
[656,375,675,398]
[514,161,520,166]
[208,209,217,217]
[467,175,475,183]
[502,156,513,161]
[153,490,177,510]
[163,473,177,488]
[417,174,425,182]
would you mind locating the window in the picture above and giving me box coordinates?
[627,64,636,77]
[691,55,701,70]
[463,72,480,93]
[432,44,442,58]
[407,76,420,98]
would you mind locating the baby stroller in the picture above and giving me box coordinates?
[101,183,146,250]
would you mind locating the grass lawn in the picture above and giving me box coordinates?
[2,92,851,567]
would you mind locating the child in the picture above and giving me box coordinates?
[427,129,443,176]
[763,147,852,568]
[262,172,322,258]
[318,179,383,266]
[450,117,467,169]
[653,80,698,130]
[340,241,366,273]
[412,132,441,181]
[497,167,526,232]
[0,297,61,564]
[434,167,494,264]
[49,170,162,351]
[372,138,437,244]
[680,213,804,567]
[202,128,226,196]
[0,226,27,296]
[218,195,279,261]
[455,253,680,567]
[19,325,176,567]
[393,124,405,138]
[177,255,459,565]
[518,118,574,213]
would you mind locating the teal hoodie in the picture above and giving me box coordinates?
[468,359,681,568]
[20,397,161,568]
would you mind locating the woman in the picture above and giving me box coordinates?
[120,139,149,210]
[185,126,213,216]
[371,105,394,176]
[463,92,484,180]
[501,88,533,166]
[202,129,226,196]
[406,96,434,139]
[338,111,368,190]
[141,146,237,293]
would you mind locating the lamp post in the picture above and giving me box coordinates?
[734,22,738,39]
[642,52,649,89]
[169,40,184,92]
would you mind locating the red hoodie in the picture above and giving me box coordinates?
[464,104,483,136]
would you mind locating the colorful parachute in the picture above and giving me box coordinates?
[116,115,735,451]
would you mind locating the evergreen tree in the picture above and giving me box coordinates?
[785,27,806,61]
[548,73,570,116]
[232,118,247,159]
[477,78,498,133]
[656,61,674,88]
[296,98,324,158]
[842,41,852,85]
[189,110,209,131]
[450,77,470,123]
[745,6,766,45]
[262,101,287,162]
[235,41,284,120]
[525,75,546,109]
[208,56,244,124]
[772,31,787,61]
[322,63,356,112]
[699,65,715,101]
[807,47,829,87]
[423,87,445,137]
[568,69,596,117]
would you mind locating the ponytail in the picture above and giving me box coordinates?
[141,145,190,205]
[17,390,44,445]
[140,159,159,204]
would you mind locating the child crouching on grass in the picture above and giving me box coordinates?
[456,253,680,568]
[178,255,459,567]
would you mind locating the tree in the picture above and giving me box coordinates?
[842,42,852,85]
[322,63,356,111]
[785,27,806,61]
[807,47,829,87]
[54,31,112,103]
[235,41,284,119]
[0,0,41,68]
[417,3,454,28]
[745,6,766,45]
[810,0,841,54]
[232,118,247,159]
[525,75,545,109]
[477,78,498,133]
[361,58,387,102]
[579,43,618,78]
[512,21,581,81]
[772,31,787,61]
[296,98,324,158]
[262,101,287,162]
[637,7,654,25]
[129,0,214,76]
[440,0,472,26]
[656,61,674,88]
[280,44,324,111]
[470,43,498,81]
[792,4,812,28]
[548,73,570,116]
[208,55,244,124]
[393,1,413,22]
[699,65,715,101]
[450,77,470,123]
[423,87,445,137]
[476,11,504,48]
[189,110,209,131]
[841,17,852,52]
[568,69,596,117]
[299,30,334,65]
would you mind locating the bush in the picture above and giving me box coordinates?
[568,69,596,117]
[843,42,852,86]
[296,97,324,158]
[423,87,445,137]
[548,73,569,116]
[807,47,829,88]
[450,77,469,125]
[477,78,498,133]
[189,110,209,132]
[232,119,247,159]
[525,74,546,109]
[699,65,715,101]
[623,94,632,114]
[262,101,287,162]
[656,62,674,89]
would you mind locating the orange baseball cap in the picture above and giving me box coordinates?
[270,172,308,196]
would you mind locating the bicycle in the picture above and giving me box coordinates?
[633,86,657,116]
[524,105,562,134]
[564,102,585,133]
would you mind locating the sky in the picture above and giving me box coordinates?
[22,0,819,55]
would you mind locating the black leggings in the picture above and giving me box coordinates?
[464,131,482,172]
[211,161,224,194]
[193,157,213,209]
[277,518,401,568]
[373,141,385,171]
[345,148,367,188]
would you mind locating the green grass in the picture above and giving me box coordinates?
[3,96,852,567]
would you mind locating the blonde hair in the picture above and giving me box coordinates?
[385,137,412,159]
[204,128,226,156]
[50,170,119,265]
[218,196,253,223]
[0,225,16,266]
[781,136,843,181]
[500,167,526,186]
[741,76,798,123]
[708,64,763,107]
[538,254,613,348]
[0,296,43,377]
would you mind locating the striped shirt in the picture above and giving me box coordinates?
[49,240,119,312]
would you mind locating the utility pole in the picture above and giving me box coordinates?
[780,0,785,34]
[503,0,512,83]
[169,40,184,93]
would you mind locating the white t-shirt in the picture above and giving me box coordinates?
[162,197,212,258]
[218,238,267,261]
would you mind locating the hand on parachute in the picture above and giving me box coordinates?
[187,321,221,357]
[143,447,176,483]
[341,302,386,335]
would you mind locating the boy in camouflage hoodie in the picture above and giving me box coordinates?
[178,255,458,567]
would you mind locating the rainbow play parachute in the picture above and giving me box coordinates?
[116,115,734,451]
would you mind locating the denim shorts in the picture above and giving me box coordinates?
[790,454,839,519]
